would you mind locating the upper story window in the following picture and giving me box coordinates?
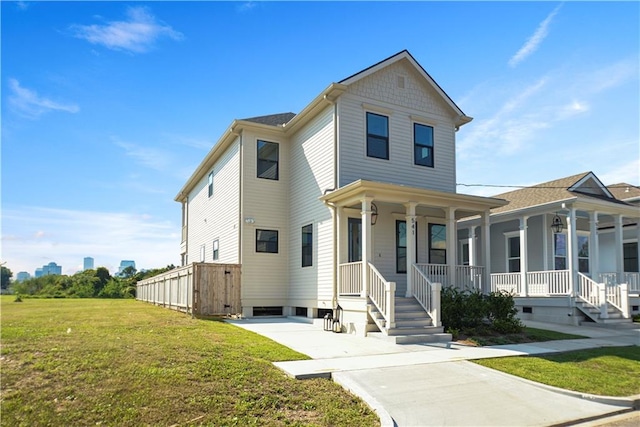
[208,171,214,197]
[414,123,434,167]
[256,229,278,253]
[257,140,279,180]
[302,224,313,267]
[366,112,389,160]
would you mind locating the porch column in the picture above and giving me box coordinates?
[519,216,529,297]
[336,206,344,296]
[589,211,599,281]
[482,210,492,293]
[614,215,624,284]
[567,207,578,297]
[361,197,373,298]
[405,202,418,298]
[469,226,477,266]
[446,207,457,288]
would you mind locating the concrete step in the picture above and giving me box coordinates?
[395,318,433,328]
[387,325,442,336]
[367,330,452,344]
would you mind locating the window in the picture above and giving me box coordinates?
[414,123,434,167]
[257,140,279,180]
[256,229,278,253]
[212,239,219,261]
[428,224,446,264]
[208,171,214,197]
[397,221,407,273]
[460,241,470,266]
[578,235,589,273]
[348,218,362,262]
[554,233,567,270]
[302,224,313,267]
[624,242,639,272]
[507,235,520,273]
[366,112,389,159]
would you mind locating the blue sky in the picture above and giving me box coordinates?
[2,1,638,276]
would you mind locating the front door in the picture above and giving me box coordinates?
[348,218,362,262]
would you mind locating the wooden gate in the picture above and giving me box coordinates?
[193,263,241,315]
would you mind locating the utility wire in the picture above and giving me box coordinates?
[456,183,640,190]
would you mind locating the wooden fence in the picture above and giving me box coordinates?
[136,263,241,316]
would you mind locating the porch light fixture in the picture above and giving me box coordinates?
[371,202,378,226]
[551,213,563,234]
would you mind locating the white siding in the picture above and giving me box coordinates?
[338,59,458,192]
[187,139,240,265]
[288,106,335,307]
[240,129,290,308]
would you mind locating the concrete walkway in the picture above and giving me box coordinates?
[227,318,640,426]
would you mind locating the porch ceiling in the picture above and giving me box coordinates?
[320,180,507,218]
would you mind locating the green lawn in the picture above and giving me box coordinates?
[456,326,586,346]
[0,297,379,426]
[474,346,640,397]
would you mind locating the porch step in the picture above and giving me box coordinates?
[576,302,632,324]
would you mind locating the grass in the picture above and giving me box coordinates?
[455,326,586,346]
[0,297,379,426]
[474,346,640,397]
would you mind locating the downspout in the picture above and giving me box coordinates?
[324,94,339,309]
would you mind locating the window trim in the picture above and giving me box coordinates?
[366,112,389,160]
[208,171,214,197]
[302,224,313,267]
[396,220,407,273]
[256,229,279,254]
[257,140,279,180]
[505,231,520,273]
[212,239,219,261]
[413,122,434,168]
[428,223,447,264]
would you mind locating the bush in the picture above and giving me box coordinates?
[441,287,522,334]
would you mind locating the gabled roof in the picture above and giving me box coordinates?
[242,112,296,126]
[339,50,472,127]
[607,183,640,201]
[490,172,631,214]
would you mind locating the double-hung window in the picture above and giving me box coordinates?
[428,224,446,264]
[624,242,639,272]
[507,235,520,273]
[577,235,589,273]
[414,123,434,167]
[208,171,214,197]
[396,221,407,273]
[554,233,567,270]
[212,239,219,261]
[257,140,279,180]
[302,224,313,267]
[366,112,389,159]
[256,229,278,253]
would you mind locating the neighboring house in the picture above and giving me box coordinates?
[173,50,506,342]
[458,172,640,325]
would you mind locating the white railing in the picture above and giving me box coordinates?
[599,272,640,294]
[412,264,441,327]
[605,283,629,316]
[490,273,521,294]
[527,270,571,295]
[577,272,603,309]
[415,264,449,287]
[339,261,362,295]
[454,265,484,291]
[368,263,395,329]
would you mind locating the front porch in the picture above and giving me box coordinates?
[321,180,507,341]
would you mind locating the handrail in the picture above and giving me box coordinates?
[368,262,395,329]
[339,261,362,295]
[412,264,441,327]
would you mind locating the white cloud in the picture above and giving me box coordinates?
[509,4,562,68]
[598,159,640,186]
[70,6,183,53]
[1,206,179,276]
[8,78,79,119]
[113,138,172,171]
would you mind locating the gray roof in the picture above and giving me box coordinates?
[241,112,296,126]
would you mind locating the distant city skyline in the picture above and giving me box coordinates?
[83,257,94,270]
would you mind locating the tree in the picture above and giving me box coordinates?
[1,266,13,290]
[120,266,137,279]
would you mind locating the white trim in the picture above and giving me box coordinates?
[362,102,393,116]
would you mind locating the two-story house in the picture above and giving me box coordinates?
[172,50,507,342]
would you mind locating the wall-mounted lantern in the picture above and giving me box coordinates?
[371,203,378,226]
[551,213,564,234]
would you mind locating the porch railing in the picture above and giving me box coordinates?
[577,272,601,307]
[368,262,395,329]
[339,261,362,295]
[599,272,640,294]
[414,264,483,291]
[412,264,441,327]
[605,283,629,316]
[490,273,521,294]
